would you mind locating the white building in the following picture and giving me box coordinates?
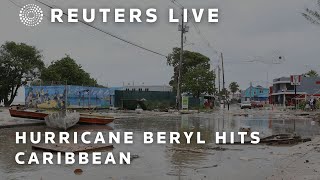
[229,91,241,100]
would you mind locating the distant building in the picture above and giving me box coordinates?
[122,85,172,92]
[114,85,174,109]
[241,85,269,102]
[229,91,241,100]
[270,76,320,105]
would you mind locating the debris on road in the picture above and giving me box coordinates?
[239,126,251,133]
[239,157,269,161]
[169,147,214,154]
[260,134,311,146]
[194,164,218,170]
[233,113,249,117]
[131,154,140,161]
[74,168,83,175]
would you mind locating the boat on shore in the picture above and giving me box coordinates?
[9,108,48,120]
[9,108,114,125]
[45,111,80,130]
[42,83,80,130]
[79,113,115,125]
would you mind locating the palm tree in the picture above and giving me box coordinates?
[305,70,319,77]
[229,82,239,99]
[302,0,320,25]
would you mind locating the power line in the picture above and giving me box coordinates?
[8,0,21,8]
[36,0,168,58]
[188,18,219,54]
[171,0,183,9]
[170,0,220,60]
[8,0,168,58]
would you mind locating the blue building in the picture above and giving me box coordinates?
[25,85,122,108]
[241,85,269,102]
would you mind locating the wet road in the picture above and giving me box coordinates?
[0,108,319,180]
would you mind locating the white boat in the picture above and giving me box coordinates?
[44,83,80,130]
[45,111,80,130]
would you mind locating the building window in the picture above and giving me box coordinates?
[285,84,294,91]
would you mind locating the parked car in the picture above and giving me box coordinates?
[251,101,264,108]
[240,101,252,109]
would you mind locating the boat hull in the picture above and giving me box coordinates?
[9,109,114,125]
[9,109,47,120]
[78,116,114,125]
[45,111,80,130]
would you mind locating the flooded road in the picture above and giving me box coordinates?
[0,108,319,180]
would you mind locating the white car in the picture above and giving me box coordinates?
[240,101,252,109]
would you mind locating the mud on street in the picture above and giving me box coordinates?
[0,107,320,180]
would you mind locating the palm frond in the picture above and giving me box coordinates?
[302,8,320,25]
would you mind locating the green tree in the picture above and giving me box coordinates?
[0,41,44,106]
[183,64,215,98]
[305,70,319,77]
[302,1,320,25]
[219,88,230,99]
[229,82,239,97]
[167,47,215,97]
[41,56,99,86]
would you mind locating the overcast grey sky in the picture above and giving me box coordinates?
[1,0,320,101]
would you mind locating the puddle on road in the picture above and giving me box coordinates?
[116,110,320,140]
[0,110,319,180]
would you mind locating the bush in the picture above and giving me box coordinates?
[144,100,173,111]
[298,99,320,110]
[316,99,320,109]
[298,100,306,109]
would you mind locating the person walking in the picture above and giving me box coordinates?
[227,99,230,111]
[310,97,315,111]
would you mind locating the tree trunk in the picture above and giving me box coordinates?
[4,97,10,107]
[5,96,16,107]
[4,86,20,107]
[197,92,200,112]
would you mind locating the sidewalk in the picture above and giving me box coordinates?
[267,136,320,180]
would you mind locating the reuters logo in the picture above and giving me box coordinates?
[19,4,43,27]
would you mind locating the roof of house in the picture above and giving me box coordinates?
[242,85,269,98]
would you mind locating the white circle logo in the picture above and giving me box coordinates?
[19,4,43,27]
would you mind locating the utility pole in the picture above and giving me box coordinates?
[218,65,221,93]
[250,82,252,101]
[294,84,297,109]
[177,7,189,110]
[266,71,269,90]
[221,53,225,91]
[88,88,91,109]
[283,91,286,108]
[221,53,226,108]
